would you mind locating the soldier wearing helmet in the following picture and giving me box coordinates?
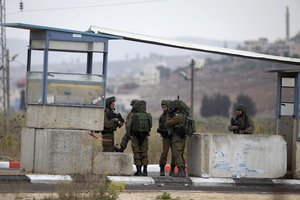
[165,99,188,177]
[114,99,139,152]
[157,100,176,176]
[228,104,255,134]
[101,96,124,152]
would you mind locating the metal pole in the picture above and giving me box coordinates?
[5,48,9,133]
[190,59,195,118]
[0,0,8,136]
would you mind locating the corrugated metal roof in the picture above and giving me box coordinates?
[89,25,300,66]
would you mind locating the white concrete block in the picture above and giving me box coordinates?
[26,105,104,130]
[20,128,35,172]
[34,129,93,174]
[294,141,300,178]
[187,134,287,178]
[93,152,133,175]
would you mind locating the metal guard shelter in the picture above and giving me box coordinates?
[3,23,121,108]
[267,68,300,173]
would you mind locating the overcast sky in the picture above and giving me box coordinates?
[5,0,300,42]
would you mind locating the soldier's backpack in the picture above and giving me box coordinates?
[131,100,152,133]
[173,99,196,136]
[131,113,151,132]
[183,115,196,136]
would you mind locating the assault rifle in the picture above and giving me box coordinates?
[157,128,169,137]
[230,117,241,134]
[107,111,125,128]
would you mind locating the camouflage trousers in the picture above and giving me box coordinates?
[102,133,114,152]
[159,136,174,166]
[131,135,148,165]
[171,133,186,166]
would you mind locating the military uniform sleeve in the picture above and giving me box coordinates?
[148,113,152,129]
[228,124,235,132]
[125,112,132,133]
[244,117,255,134]
[126,113,134,135]
[158,115,163,128]
[104,112,118,130]
[165,113,184,128]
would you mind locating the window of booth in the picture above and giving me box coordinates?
[26,49,106,107]
[280,77,295,116]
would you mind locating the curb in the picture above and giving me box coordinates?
[1,174,300,186]
[0,174,72,184]
[107,176,300,186]
[0,161,20,169]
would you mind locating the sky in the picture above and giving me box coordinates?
[5,0,300,42]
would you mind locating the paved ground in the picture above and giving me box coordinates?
[1,191,300,200]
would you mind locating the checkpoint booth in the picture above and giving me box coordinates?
[269,68,300,178]
[3,23,134,175]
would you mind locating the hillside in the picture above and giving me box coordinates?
[119,57,298,119]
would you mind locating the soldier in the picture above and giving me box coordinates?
[128,100,152,176]
[101,96,124,152]
[114,99,139,152]
[165,99,187,177]
[157,100,175,176]
[228,104,255,134]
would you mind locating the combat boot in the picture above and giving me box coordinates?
[142,165,148,176]
[113,146,125,152]
[134,165,142,176]
[119,146,125,152]
[173,165,186,177]
[169,165,175,176]
[159,164,165,176]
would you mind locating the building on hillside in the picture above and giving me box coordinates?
[242,33,300,58]
[113,94,141,113]
[133,63,161,86]
[243,38,269,53]
[242,7,300,58]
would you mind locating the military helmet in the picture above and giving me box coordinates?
[235,104,247,113]
[172,99,182,110]
[130,99,139,106]
[161,100,172,108]
[105,96,116,107]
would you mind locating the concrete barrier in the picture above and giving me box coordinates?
[20,128,35,172]
[26,105,104,131]
[93,152,133,175]
[187,134,287,178]
[21,128,94,174]
[295,141,300,178]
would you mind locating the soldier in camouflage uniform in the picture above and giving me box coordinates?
[101,96,124,152]
[157,100,175,176]
[114,99,139,152]
[165,99,187,177]
[128,100,152,176]
[228,104,255,134]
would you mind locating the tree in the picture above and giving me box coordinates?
[233,94,257,116]
[201,93,231,117]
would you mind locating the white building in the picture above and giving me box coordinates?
[133,63,161,86]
